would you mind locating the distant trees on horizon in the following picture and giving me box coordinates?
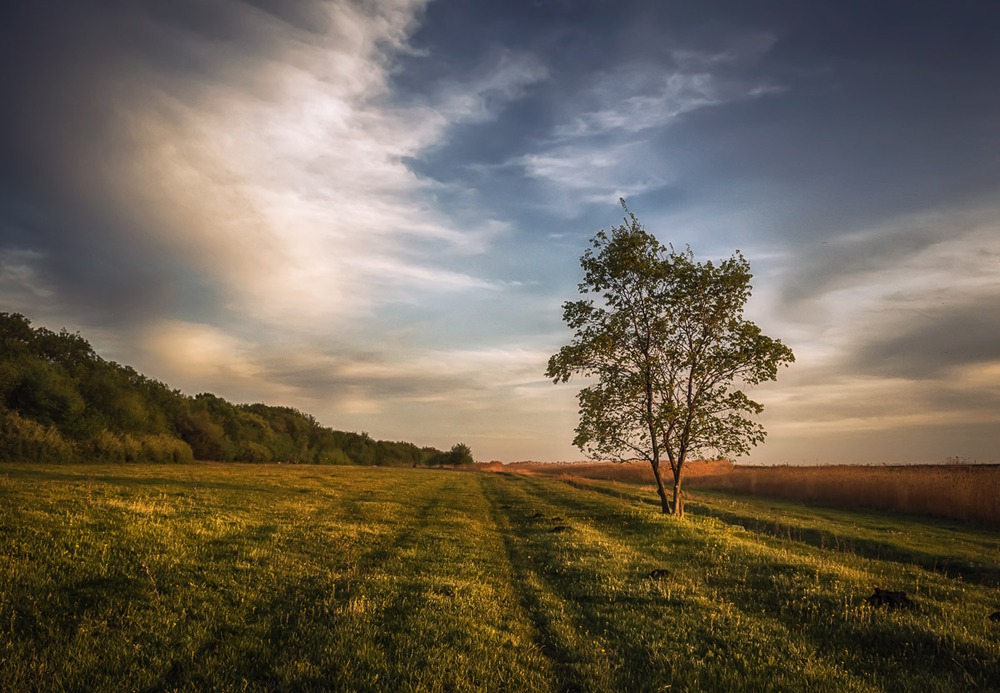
[0,312,468,467]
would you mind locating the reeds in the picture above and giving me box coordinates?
[686,464,1000,526]
[516,459,1000,525]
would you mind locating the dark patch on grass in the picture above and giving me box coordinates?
[685,501,1000,588]
[865,588,916,610]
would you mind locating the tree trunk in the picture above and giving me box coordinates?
[649,460,671,514]
[671,475,684,517]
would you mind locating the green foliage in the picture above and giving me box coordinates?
[0,312,463,465]
[449,442,475,465]
[85,430,195,464]
[425,442,475,467]
[1,463,997,690]
[547,203,794,515]
[0,410,75,463]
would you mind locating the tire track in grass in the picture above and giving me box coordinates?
[318,470,465,687]
[147,468,456,690]
[479,474,594,692]
[144,468,461,690]
[485,473,881,691]
[331,471,557,691]
[520,476,898,689]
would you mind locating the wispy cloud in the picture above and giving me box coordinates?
[515,141,670,206]
[426,49,549,125]
[107,5,539,327]
[0,249,53,305]
[513,41,781,207]
[6,1,549,333]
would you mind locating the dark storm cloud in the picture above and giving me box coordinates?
[0,2,254,327]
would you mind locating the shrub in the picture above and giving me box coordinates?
[0,409,76,463]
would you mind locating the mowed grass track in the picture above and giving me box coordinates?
[1,465,998,691]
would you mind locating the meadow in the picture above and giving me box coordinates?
[2,463,999,691]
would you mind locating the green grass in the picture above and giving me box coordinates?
[1,464,998,691]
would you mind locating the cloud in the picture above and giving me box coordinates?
[552,34,780,141]
[0,249,54,305]
[509,42,782,210]
[0,1,548,333]
[851,295,1000,380]
[103,2,504,326]
[130,315,566,454]
[774,208,1000,349]
[139,320,262,387]
[743,207,1000,463]
[426,49,549,125]
[515,141,671,207]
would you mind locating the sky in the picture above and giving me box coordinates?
[1,0,999,464]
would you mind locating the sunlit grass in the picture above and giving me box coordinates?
[1,464,998,691]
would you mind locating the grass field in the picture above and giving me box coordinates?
[2,463,999,691]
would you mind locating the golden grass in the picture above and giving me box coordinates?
[689,464,1000,526]
[510,461,1000,526]
[512,459,734,484]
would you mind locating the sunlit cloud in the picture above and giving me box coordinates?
[82,2,548,331]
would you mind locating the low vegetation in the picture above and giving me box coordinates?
[520,460,1000,527]
[687,463,1000,526]
[2,463,998,690]
[0,312,469,466]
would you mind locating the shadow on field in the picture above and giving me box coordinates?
[538,475,1000,589]
[483,488,584,691]
[482,474,689,691]
[4,468,278,496]
[684,501,1000,588]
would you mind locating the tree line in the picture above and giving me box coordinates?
[0,312,472,467]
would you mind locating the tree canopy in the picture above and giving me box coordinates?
[546,203,794,515]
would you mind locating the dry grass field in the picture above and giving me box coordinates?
[510,459,734,484]
[515,461,1000,526]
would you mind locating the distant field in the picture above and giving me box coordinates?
[2,463,999,691]
[518,460,1000,526]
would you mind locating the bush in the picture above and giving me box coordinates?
[0,409,76,463]
[85,430,194,464]
[141,434,194,464]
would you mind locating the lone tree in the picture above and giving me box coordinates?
[546,203,794,516]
